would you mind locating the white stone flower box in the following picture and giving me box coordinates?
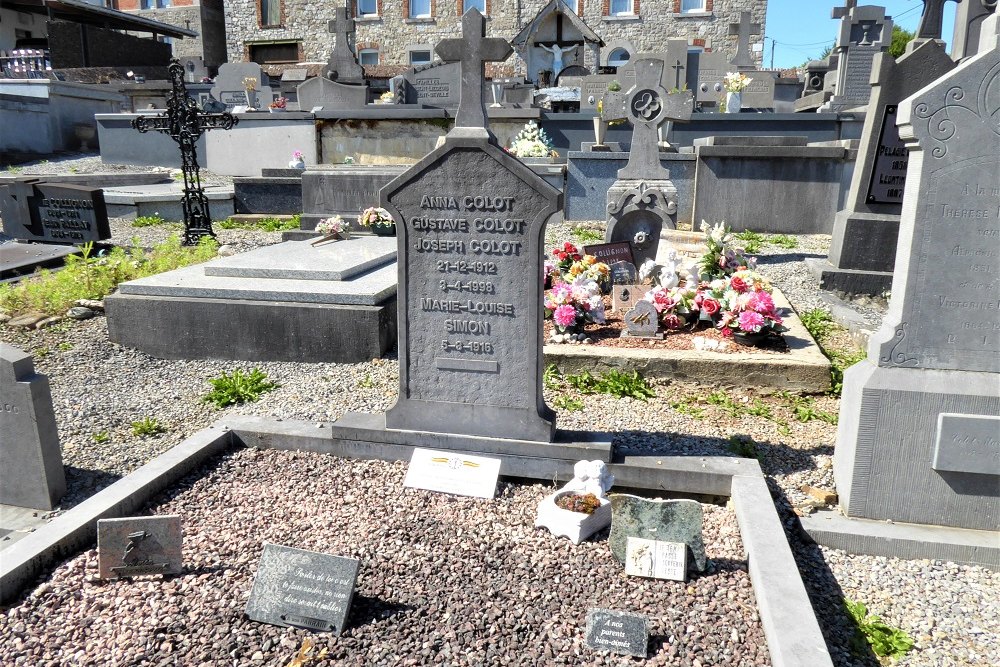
[535,491,612,544]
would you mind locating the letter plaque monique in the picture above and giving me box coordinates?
[380,10,562,443]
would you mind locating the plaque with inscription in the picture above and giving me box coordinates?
[245,543,360,635]
[625,537,688,581]
[585,608,649,658]
[97,515,182,579]
[403,447,502,498]
[866,105,908,204]
[932,413,1000,476]
[583,241,634,267]
[1,180,110,245]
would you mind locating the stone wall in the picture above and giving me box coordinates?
[224,0,766,74]
[116,0,228,68]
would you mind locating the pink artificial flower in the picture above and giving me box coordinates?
[748,291,775,313]
[663,314,683,330]
[648,288,675,313]
[701,297,720,315]
[553,304,577,328]
[738,311,765,332]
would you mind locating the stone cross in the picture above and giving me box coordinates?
[916,0,959,41]
[326,5,364,83]
[436,9,512,134]
[729,11,761,69]
[670,58,685,90]
[833,0,858,19]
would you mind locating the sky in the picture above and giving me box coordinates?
[763,0,958,69]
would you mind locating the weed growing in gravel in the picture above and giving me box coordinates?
[92,431,110,444]
[733,230,765,253]
[707,390,789,433]
[543,363,562,390]
[57,342,74,352]
[0,236,218,316]
[204,368,279,408]
[357,373,376,389]
[131,417,165,437]
[784,394,838,424]
[6,165,22,174]
[766,234,798,249]
[132,215,167,227]
[554,394,584,411]
[670,398,705,419]
[844,599,914,660]
[565,369,656,401]
[797,308,867,396]
[570,227,604,243]
[218,216,299,232]
[34,346,51,358]
[829,347,867,396]
[727,434,759,459]
[799,308,837,343]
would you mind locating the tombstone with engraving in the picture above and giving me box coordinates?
[210,62,273,111]
[619,41,691,93]
[823,5,893,112]
[601,59,692,268]
[0,179,110,245]
[394,61,463,108]
[694,51,729,105]
[297,6,369,110]
[833,15,1000,534]
[814,34,957,295]
[725,12,775,109]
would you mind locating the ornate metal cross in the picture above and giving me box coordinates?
[436,9,512,135]
[133,58,237,245]
[729,11,762,69]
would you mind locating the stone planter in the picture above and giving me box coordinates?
[725,92,742,113]
[535,491,612,544]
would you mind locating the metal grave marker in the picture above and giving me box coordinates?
[97,515,182,579]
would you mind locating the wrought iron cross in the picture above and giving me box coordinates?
[133,58,237,245]
[729,11,762,69]
[436,9,512,135]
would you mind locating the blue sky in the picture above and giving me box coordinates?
[763,1,958,69]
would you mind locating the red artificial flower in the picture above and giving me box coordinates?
[702,297,720,315]
[730,276,748,293]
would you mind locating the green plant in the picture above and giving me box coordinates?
[570,227,603,243]
[799,308,837,343]
[357,373,376,389]
[5,165,22,174]
[34,346,51,359]
[565,369,655,401]
[543,363,562,390]
[204,368,279,408]
[732,230,765,254]
[766,234,798,249]
[727,434,759,459]
[57,342,74,352]
[829,346,867,396]
[554,394,584,412]
[786,394,838,424]
[844,599,914,659]
[218,216,299,232]
[68,166,78,173]
[132,215,167,227]
[671,399,705,420]
[888,25,915,59]
[92,430,110,444]
[131,417,165,437]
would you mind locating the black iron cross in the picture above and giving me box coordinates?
[436,9,512,134]
[728,11,761,69]
[133,59,237,245]
[916,0,959,41]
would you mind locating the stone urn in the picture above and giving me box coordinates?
[74,123,96,151]
[725,92,742,114]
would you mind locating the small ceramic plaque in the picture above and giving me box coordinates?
[584,241,635,267]
[403,448,502,499]
[97,515,182,579]
[625,537,687,581]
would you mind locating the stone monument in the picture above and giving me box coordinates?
[297,4,369,110]
[600,59,693,267]
[728,11,762,71]
[952,0,998,60]
[824,4,893,112]
[210,62,273,110]
[833,15,1000,535]
[0,343,66,510]
[811,37,957,295]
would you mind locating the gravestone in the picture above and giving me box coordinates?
[325,5,365,84]
[97,515,183,579]
[608,494,707,571]
[953,0,997,60]
[728,11,762,70]
[834,14,1000,534]
[583,241,633,266]
[381,9,562,443]
[245,543,360,634]
[625,537,687,581]
[694,51,729,104]
[0,344,65,510]
[613,284,649,313]
[0,179,110,244]
[736,71,777,109]
[578,74,620,111]
[585,609,649,658]
[395,62,463,108]
[824,5,893,112]
[296,77,369,112]
[210,62,273,110]
[601,59,692,267]
[619,42,691,92]
[814,39,957,295]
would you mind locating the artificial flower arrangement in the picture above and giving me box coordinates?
[508,120,557,159]
[289,150,305,169]
[714,269,787,339]
[359,206,393,227]
[378,90,394,104]
[698,220,757,279]
[723,72,753,93]
[311,216,348,246]
[268,97,288,110]
[543,242,609,339]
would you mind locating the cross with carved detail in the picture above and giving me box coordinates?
[327,4,364,82]
[133,59,237,245]
[729,11,761,69]
[436,9,512,134]
[916,0,959,41]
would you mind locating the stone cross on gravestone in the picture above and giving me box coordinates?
[832,0,857,19]
[326,4,364,83]
[436,9,512,134]
[729,11,761,69]
[669,58,685,90]
[916,0,959,41]
[133,58,237,245]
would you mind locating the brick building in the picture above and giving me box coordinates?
[223,0,767,80]
[112,0,228,70]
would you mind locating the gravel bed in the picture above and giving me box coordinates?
[0,448,767,666]
[3,153,234,188]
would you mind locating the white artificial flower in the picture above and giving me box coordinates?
[638,259,658,282]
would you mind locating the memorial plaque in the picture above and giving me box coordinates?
[1,180,110,245]
[246,543,360,635]
[403,447,502,498]
[866,104,908,204]
[97,515,182,579]
[609,260,638,285]
[583,241,634,266]
[613,284,649,312]
[608,494,707,571]
[737,71,777,109]
[694,51,728,103]
[400,62,463,108]
[625,537,688,581]
[585,608,649,658]
[579,74,620,110]
[932,414,1000,476]
[621,300,661,338]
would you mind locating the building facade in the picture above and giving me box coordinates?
[113,0,228,69]
[223,0,767,78]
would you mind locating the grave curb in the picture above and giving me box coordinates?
[0,426,232,604]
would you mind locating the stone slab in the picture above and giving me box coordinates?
[203,238,397,282]
[805,257,893,297]
[296,77,368,111]
[97,515,182,579]
[233,177,303,216]
[932,414,1000,476]
[585,608,648,658]
[0,243,77,283]
[608,495,706,571]
[1,181,110,245]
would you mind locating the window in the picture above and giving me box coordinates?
[249,42,299,64]
[560,0,579,13]
[609,0,633,16]
[463,0,485,12]
[608,48,630,66]
[259,0,281,27]
[409,0,431,18]
[681,0,706,11]
[140,0,170,8]
[409,50,432,65]
[357,0,377,16]
[359,49,379,66]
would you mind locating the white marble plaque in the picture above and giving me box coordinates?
[625,537,687,581]
[403,448,501,498]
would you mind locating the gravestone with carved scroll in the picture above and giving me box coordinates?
[823,4,892,112]
[833,14,1000,534]
[600,58,692,268]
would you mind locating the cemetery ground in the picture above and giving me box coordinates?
[0,162,997,667]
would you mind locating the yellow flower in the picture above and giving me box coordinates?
[582,255,596,266]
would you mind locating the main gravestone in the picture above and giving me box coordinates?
[823,4,892,112]
[296,5,369,110]
[833,14,1000,535]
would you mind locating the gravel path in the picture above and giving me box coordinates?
[1,162,996,666]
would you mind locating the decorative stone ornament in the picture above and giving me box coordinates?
[535,460,615,544]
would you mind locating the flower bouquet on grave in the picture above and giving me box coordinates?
[311,216,348,246]
[715,269,787,346]
[641,285,700,332]
[242,77,258,110]
[358,206,395,236]
[508,120,557,160]
[268,97,288,112]
[722,72,753,93]
[543,277,605,343]
[697,220,756,280]
[289,150,305,169]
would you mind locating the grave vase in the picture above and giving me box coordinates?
[725,92,742,113]
[371,222,396,237]
[593,117,608,146]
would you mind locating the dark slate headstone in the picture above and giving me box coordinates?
[381,10,561,443]
[245,543,360,635]
[97,515,183,579]
[609,260,638,285]
[608,494,706,571]
[1,180,110,245]
[585,608,649,658]
[0,344,65,510]
[399,62,462,108]
[583,241,633,266]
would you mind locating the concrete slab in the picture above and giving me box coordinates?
[0,242,77,283]
[203,237,396,281]
[102,183,234,221]
[0,505,51,549]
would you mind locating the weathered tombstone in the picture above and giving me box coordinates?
[380,9,562,443]
[621,300,660,338]
[585,609,649,658]
[601,59,691,267]
[210,62,273,110]
[325,4,365,84]
[0,179,110,244]
[619,42,691,92]
[609,260,638,285]
[296,77,369,111]
[97,515,183,579]
[395,61,464,108]
[608,494,707,571]
[583,241,633,266]
[952,0,997,61]
[579,74,619,110]
[823,5,893,112]
[728,11,762,70]
[403,448,502,498]
[834,14,1000,534]
[0,344,65,510]
[245,543,360,635]
[814,38,957,295]
[694,50,729,104]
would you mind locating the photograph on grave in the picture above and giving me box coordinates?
[403,448,502,499]
[245,543,360,635]
[97,515,182,579]
[625,537,688,581]
[585,608,649,658]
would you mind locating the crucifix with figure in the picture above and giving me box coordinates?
[436,9,512,136]
[133,59,237,245]
[729,11,762,70]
